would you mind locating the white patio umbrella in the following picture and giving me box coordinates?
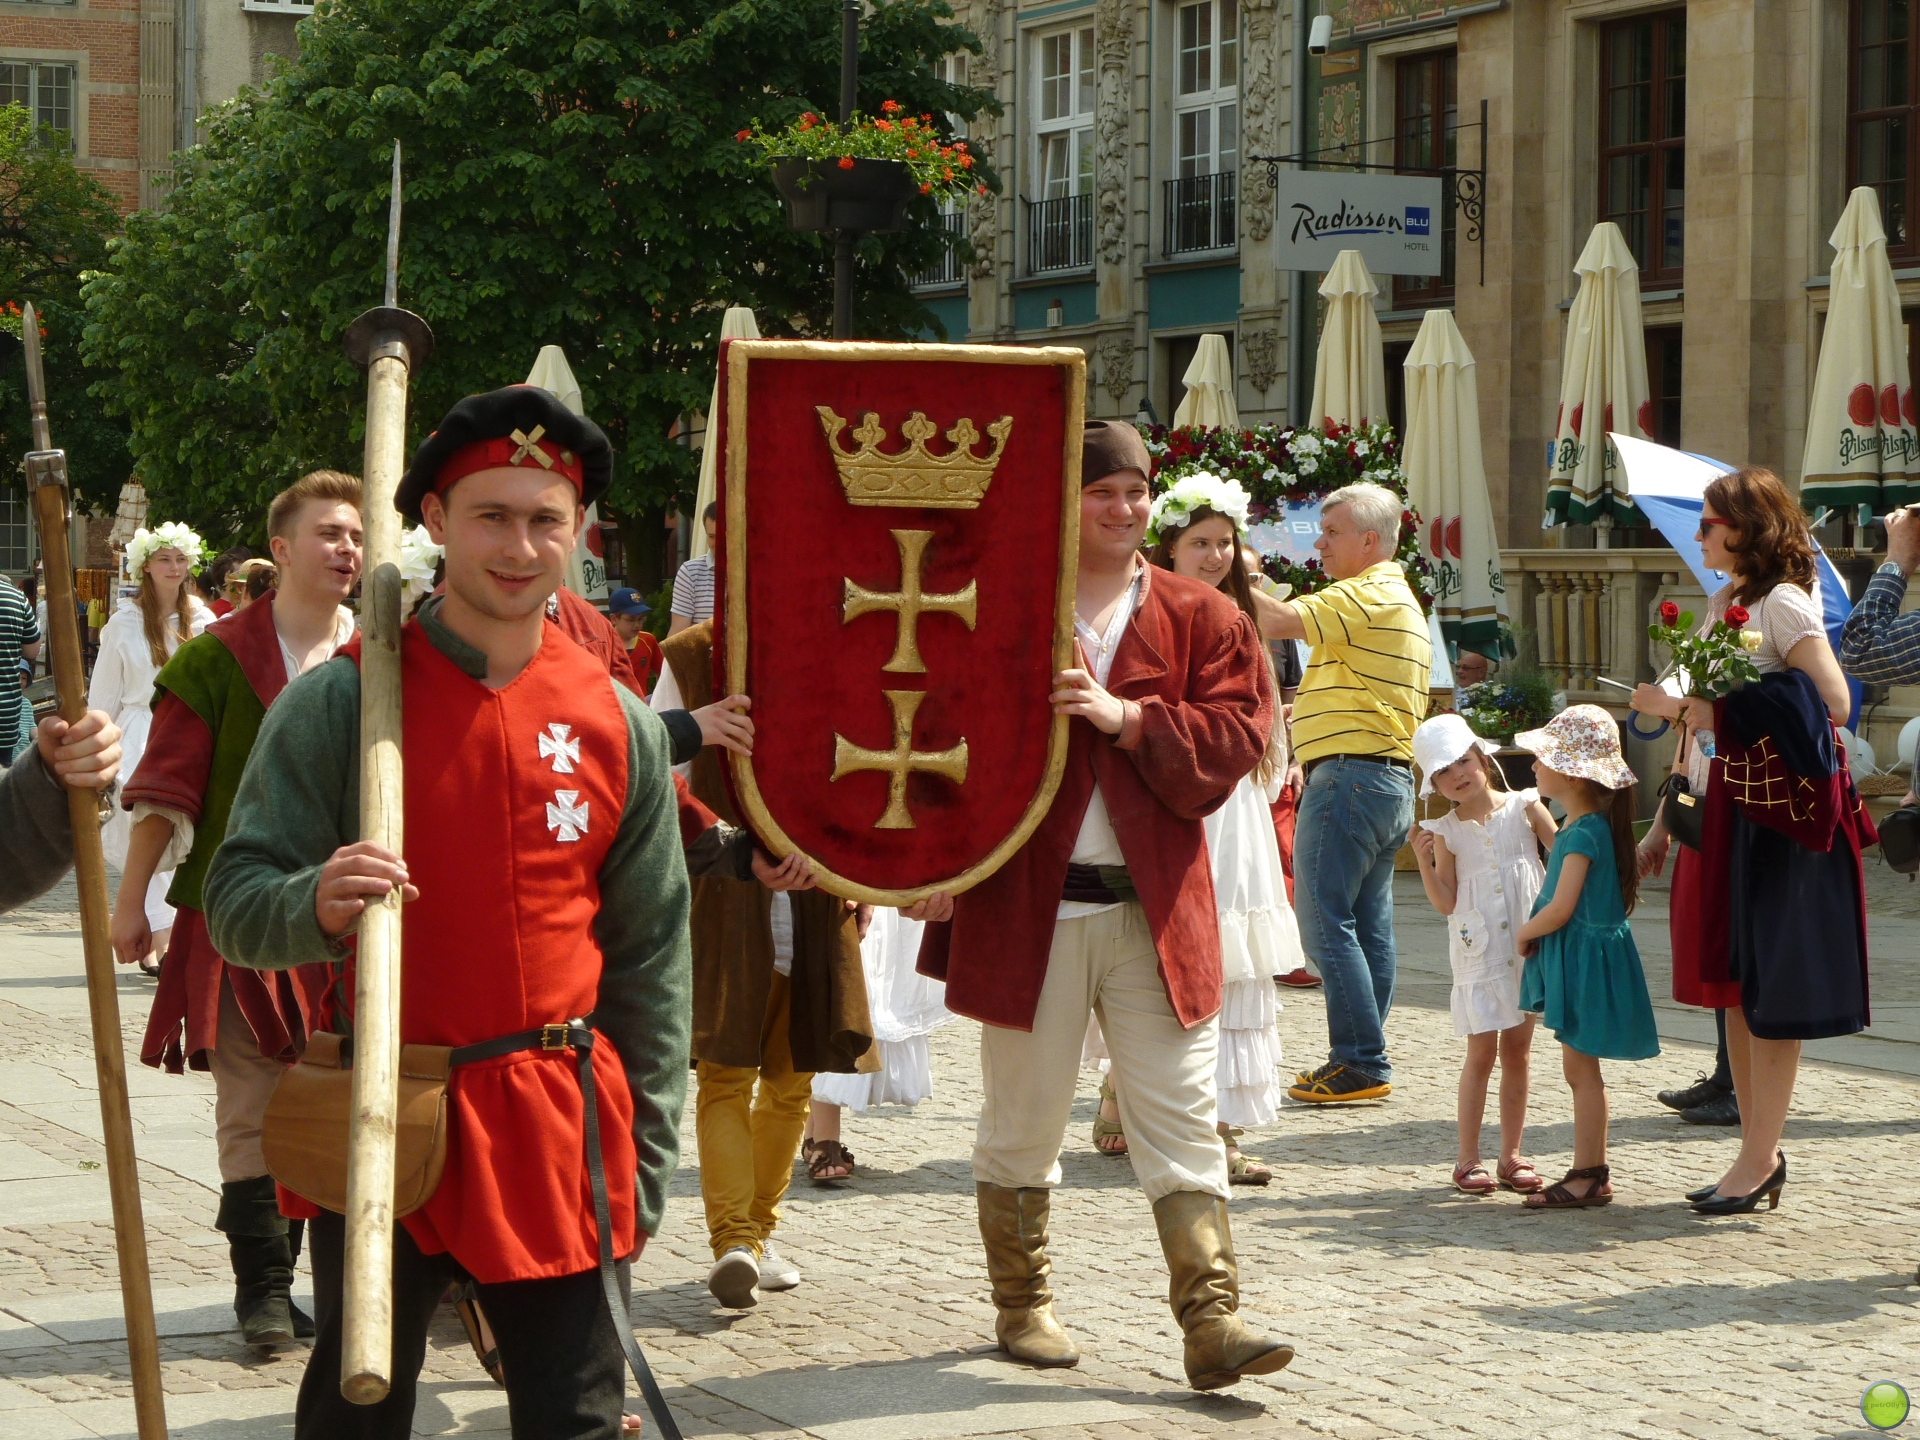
[1402,310,1509,661]
[525,345,608,600]
[1307,249,1387,430]
[1799,186,1918,519]
[692,306,763,559]
[1173,333,1239,429]
[1545,222,1653,543]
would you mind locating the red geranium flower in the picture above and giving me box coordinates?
[977,183,988,194]
[1725,604,1750,625]
[919,183,931,194]
[1658,600,1680,625]
[882,99,902,113]
[735,128,752,142]
[875,119,893,131]
[838,156,855,169]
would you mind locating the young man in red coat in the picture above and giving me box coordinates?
[205,387,692,1438]
[918,420,1293,1391]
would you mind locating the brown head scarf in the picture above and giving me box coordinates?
[1080,419,1152,487]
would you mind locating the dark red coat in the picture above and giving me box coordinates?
[918,565,1272,1030]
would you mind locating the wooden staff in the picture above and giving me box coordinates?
[19,304,168,1439]
[338,141,434,1405]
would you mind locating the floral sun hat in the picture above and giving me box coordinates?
[126,521,206,580]
[1146,470,1252,546]
[1412,712,1500,798]
[1512,704,1637,791]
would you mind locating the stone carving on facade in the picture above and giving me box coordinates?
[1095,330,1135,407]
[1241,0,1280,243]
[968,0,1005,281]
[1242,327,1280,396]
[1094,0,1133,268]
[1318,82,1364,166]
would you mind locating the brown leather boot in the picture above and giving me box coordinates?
[1151,1190,1294,1390]
[975,1182,1080,1368]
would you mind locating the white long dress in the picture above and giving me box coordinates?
[89,595,214,931]
[1417,789,1545,1036]
[812,907,954,1111]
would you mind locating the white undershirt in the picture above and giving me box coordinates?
[1060,562,1145,918]
[276,606,358,684]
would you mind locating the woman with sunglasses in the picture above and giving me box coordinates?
[1630,467,1863,1216]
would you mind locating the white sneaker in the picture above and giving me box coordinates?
[757,1242,801,1291]
[707,1246,759,1309]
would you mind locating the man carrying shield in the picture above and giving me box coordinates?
[918,420,1294,1391]
[204,386,692,1437]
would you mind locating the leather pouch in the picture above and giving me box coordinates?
[1658,773,1705,851]
[261,1031,454,1216]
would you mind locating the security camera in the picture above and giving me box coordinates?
[1308,14,1333,55]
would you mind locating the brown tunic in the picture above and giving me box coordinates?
[662,623,875,1074]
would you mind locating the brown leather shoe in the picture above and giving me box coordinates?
[975,1183,1080,1368]
[1151,1190,1295,1390]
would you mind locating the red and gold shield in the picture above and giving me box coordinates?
[715,340,1085,904]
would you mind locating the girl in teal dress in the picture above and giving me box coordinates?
[1511,706,1660,1210]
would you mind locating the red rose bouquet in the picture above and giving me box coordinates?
[1648,601,1762,698]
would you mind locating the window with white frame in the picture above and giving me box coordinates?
[914,53,971,289]
[0,492,32,573]
[1034,24,1094,199]
[1175,0,1237,179]
[0,62,76,142]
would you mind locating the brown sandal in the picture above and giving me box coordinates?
[1497,1159,1544,1194]
[1452,1163,1497,1195]
[1523,1164,1612,1209]
[808,1139,855,1185]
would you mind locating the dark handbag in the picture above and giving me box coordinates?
[1658,773,1705,851]
[1879,804,1920,875]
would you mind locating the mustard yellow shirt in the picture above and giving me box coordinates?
[1290,561,1431,764]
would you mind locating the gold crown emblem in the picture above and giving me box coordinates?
[816,407,1013,509]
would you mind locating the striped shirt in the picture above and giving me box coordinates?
[670,555,715,624]
[1839,563,1920,686]
[0,579,41,753]
[1290,561,1431,765]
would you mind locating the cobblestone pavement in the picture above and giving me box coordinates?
[1,863,1916,1439]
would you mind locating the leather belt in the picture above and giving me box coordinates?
[1304,753,1413,780]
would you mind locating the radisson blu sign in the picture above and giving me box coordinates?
[1271,170,1447,276]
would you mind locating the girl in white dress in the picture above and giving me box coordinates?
[90,523,213,973]
[1408,713,1557,1196]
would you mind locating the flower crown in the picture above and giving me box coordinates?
[399,525,445,608]
[126,522,206,579]
[1146,471,1252,546]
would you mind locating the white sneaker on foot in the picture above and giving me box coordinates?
[707,1246,759,1309]
[758,1243,800,1291]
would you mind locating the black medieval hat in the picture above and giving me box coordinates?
[396,385,613,522]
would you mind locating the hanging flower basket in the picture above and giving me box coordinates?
[740,101,988,233]
[769,157,917,234]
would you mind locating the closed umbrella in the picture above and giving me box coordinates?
[1402,309,1509,661]
[523,345,607,600]
[1173,333,1240,429]
[692,306,763,559]
[1308,249,1387,429]
[1799,186,1918,519]
[1545,222,1653,542]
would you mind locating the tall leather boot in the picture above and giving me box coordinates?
[975,1182,1079,1368]
[285,1217,315,1340]
[1151,1190,1294,1391]
[216,1176,295,1348]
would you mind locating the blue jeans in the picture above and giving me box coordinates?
[1294,756,1414,1083]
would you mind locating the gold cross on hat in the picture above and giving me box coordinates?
[509,426,555,468]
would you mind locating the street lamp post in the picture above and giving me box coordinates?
[834,0,859,340]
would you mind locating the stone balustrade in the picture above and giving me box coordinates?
[1498,549,1709,702]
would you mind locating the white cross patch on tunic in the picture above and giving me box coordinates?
[538,723,581,774]
[547,790,589,843]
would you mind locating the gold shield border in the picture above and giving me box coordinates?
[724,338,1086,906]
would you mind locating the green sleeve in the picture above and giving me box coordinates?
[202,656,362,970]
[594,684,694,1239]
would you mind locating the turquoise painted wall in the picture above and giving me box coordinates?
[915,294,970,341]
[1147,265,1241,330]
[1013,281,1097,333]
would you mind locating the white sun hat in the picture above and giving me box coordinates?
[1412,712,1499,798]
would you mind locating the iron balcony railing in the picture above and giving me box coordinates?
[1163,171,1237,256]
[1026,192,1094,274]
[911,208,970,289]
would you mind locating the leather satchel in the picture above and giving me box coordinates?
[1879,804,1920,876]
[1658,773,1705,851]
[260,1030,453,1216]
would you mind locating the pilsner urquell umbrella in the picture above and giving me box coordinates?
[1173,333,1240,429]
[524,345,608,601]
[1402,309,1510,661]
[1308,249,1387,429]
[1799,185,1918,520]
[1545,222,1653,540]
[692,306,763,559]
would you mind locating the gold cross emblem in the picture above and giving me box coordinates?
[509,426,554,468]
[831,690,968,830]
[843,529,977,674]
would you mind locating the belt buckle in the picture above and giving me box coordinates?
[540,1023,571,1052]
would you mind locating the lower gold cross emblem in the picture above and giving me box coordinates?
[831,689,968,830]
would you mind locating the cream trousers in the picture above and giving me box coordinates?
[207,978,287,1183]
[974,902,1229,1203]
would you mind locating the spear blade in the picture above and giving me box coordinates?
[21,301,51,454]
[384,141,402,310]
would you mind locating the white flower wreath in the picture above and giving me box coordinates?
[125,522,206,579]
[399,525,445,609]
[1145,470,1252,546]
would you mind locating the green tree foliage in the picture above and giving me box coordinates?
[0,107,130,516]
[84,0,995,546]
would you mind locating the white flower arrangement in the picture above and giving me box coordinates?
[125,522,206,579]
[1145,470,1253,545]
[399,525,445,610]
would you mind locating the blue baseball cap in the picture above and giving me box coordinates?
[608,587,650,616]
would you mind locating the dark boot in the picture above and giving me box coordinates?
[286,1217,315,1340]
[217,1176,294,1348]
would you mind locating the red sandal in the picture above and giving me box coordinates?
[1452,1162,1497,1195]
[1497,1159,1544,1194]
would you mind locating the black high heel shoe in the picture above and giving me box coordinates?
[1684,1149,1782,1205]
[1690,1153,1787,1215]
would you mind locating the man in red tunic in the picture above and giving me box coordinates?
[919,421,1294,1391]
[206,386,693,1439]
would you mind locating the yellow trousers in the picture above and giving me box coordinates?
[694,972,815,1260]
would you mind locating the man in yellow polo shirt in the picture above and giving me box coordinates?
[1257,483,1429,1102]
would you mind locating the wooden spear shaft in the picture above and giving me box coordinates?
[20,304,168,1440]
